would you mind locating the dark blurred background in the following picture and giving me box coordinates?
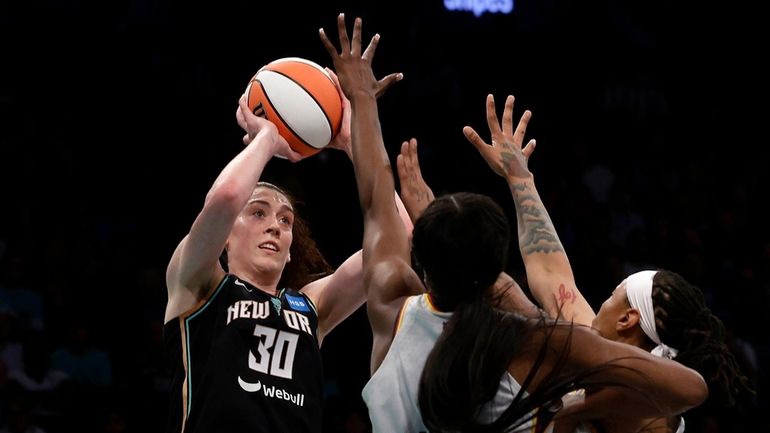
[1,0,768,432]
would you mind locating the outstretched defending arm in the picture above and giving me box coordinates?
[298,69,414,344]
[320,14,423,373]
[395,136,542,318]
[464,94,595,325]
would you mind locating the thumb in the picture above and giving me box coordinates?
[522,138,537,159]
[375,72,404,98]
[463,126,487,153]
[284,148,306,163]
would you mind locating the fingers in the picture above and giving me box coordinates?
[238,94,264,121]
[514,110,532,146]
[238,94,255,122]
[351,17,362,56]
[318,28,338,57]
[238,95,256,137]
[339,93,351,128]
[238,93,250,114]
[522,138,537,159]
[400,139,410,160]
[362,33,380,62]
[375,72,404,98]
[397,139,424,190]
[407,138,421,177]
[236,105,246,130]
[484,94,502,138]
[463,126,488,153]
[336,13,350,54]
[399,140,412,176]
[327,89,351,153]
[501,95,515,138]
[325,67,340,88]
[285,148,305,163]
[396,152,407,184]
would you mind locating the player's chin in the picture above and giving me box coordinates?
[253,255,288,273]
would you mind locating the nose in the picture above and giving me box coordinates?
[264,216,281,237]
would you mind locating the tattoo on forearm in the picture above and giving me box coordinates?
[512,187,565,255]
[511,183,527,193]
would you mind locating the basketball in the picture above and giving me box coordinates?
[245,57,343,157]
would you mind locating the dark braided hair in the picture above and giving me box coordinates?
[417,193,643,432]
[411,192,509,311]
[220,182,333,290]
[651,269,754,408]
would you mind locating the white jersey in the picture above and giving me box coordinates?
[362,294,552,433]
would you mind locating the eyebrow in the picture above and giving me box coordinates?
[247,199,294,214]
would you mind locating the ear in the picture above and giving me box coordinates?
[287,252,291,263]
[616,308,641,332]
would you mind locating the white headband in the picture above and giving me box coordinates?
[624,270,678,359]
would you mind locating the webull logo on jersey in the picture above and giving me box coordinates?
[238,377,305,407]
[285,294,310,312]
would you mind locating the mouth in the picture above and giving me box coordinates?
[258,241,280,253]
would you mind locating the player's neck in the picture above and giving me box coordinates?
[233,268,281,296]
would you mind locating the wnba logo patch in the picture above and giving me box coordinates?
[285,294,310,312]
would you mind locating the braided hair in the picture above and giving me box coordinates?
[411,192,510,310]
[416,194,637,432]
[651,269,754,408]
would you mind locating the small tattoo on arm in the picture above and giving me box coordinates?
[558,284,576,305]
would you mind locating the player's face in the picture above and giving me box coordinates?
[229,187,294,276]
[591,280,631,341]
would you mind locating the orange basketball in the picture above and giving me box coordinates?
[245,57,343,157]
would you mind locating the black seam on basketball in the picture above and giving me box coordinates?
[266,69,334,139]
[255,78,319,151]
